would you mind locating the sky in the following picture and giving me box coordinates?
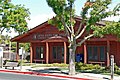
[4,0,119,37]
[11,0,87,29]
[11,0,120,29]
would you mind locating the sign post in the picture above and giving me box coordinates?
[0,47,3,68]
[20,47,23,71]
[110,55,114,80]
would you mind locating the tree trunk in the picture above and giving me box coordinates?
[69,44,76,75]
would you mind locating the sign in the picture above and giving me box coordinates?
[19,47,25,55]
[33,33,66,40]
[0,47,3,57]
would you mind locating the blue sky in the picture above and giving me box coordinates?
[11,0,119,29]
[11,0,88,28]
[12,0,86,17]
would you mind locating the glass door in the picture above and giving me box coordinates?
[52,46,64,62]
[36,46,44,59]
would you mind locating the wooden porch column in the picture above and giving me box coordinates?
[107,40,110,67]
[64,42,67,64]
[46,42,49,64]
[30,43,33,63]
[16,42,19,61]
[84,42,87,64]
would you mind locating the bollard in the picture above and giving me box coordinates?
[110,55,114,80]
[1,57,3,68]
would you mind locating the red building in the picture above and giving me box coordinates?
[11,17,120,66]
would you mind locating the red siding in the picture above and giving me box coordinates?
[110,41,119,66]
[76,45,84,54]
[116,42,120,66]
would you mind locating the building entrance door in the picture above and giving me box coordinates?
[52,46,64,63]
[35,46,44,59]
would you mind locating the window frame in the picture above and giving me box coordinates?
[87,46,106,61]
[52,46,64,60]
[35,46,44,59]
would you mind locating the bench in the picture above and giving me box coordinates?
[4,62,19,70]
[88,61,105,66]
[34,59,45,64]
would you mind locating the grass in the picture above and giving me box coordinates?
[31,63,68,68]
[21,62,120,76]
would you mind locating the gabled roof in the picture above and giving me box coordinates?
[11,16,106,42]
[11,21,48,42]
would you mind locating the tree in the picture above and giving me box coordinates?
[11,42,30,53]
[0,0,30,35]
[0,34,10,45]
[46,0,120,75]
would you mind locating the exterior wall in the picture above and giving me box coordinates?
[86,41,107,65]
[11,20,120,66]
[76,45,84,54]
[32,42,69,63]
[110,41,120,66]
[32,42,46,63]
[87,41,107,45]
[49,42,64,63]
[117,42,120,66]
[31,40,120,66]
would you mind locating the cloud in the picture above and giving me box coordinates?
[104,15,120,22]
[27,12,56,29]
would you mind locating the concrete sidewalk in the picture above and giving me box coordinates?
[0,66,120,80]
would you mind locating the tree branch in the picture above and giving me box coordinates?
[66,24,72,33]
[76,34,94,46]
[61,16,71,41]
[61,16,72,34]
[75,20,84,36]
[70,2,74,35]
[75,25,87,39]
[0,27,5,34]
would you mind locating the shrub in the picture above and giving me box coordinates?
[31,63,68,68]
[53,63,68,67]
[26,55,30,61]
[75,62,120,75]
[93,64,101,69]
[115,70,120,75]
[114,64,119,71]
[75,62,101,70]
[75,62,82,69]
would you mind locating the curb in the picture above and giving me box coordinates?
[0,70,91,80]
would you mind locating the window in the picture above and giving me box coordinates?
[88,47,92,60]
[36,46,44,59]
[93,46,98,60]
[53,47,57,59]
[100,46,106,61]
[52,46,64,60]
[87,46,106,61]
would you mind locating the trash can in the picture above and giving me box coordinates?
[76,54,84,63]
